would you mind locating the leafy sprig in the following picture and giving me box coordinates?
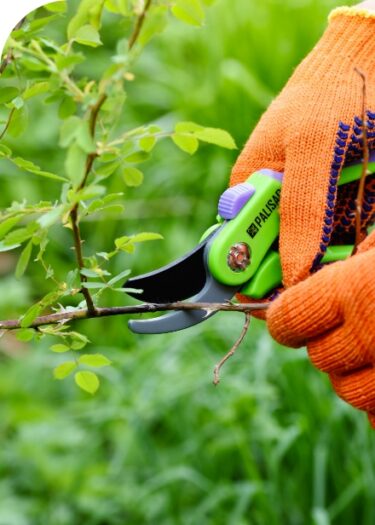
[0,0,237,393]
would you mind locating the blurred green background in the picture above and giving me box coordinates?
[1,1,375,524]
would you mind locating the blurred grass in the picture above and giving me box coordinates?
[1,0,374,524]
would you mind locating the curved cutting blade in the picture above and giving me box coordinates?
[128,272,238,334]
[124,228,223,303]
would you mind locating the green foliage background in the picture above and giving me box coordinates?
[0,0,374,524]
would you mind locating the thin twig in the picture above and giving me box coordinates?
[70,206,96,314]
[0,17,26,76]
[89,92,108,138]
[0,302,268,331]
[69,93,107,314]
[353,68,370,255]
[0,108,15,140]
[128,0,153,50]
[213,312,252,386]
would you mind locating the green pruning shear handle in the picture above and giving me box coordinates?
[125,161,375,334]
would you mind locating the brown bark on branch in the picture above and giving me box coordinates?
[0,17,26,76]
[0,302,268,331]
[128,0,153,50]
[69,93,107,315]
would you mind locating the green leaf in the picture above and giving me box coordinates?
[55,53,85,71]
[131,232,163,243]
[96,160,121,178]
[124,151,150,163]
[71,340,88,351]
[0,242,20,252]
[16,328,35,342]
[58,96,77,119]
[122,167,144,187]
[27,15,60,33]
[65,144,87,185]
[11,157,67,182]
[51,344,71,353]
[20,57,47,72]
[80,268,101,278]
[78,353,112,367]
[40,290,63,309]
[107,269,131,286]
[82,282,107,289]
[20,304,42,328]
[45,1,67,13]
[8,107,28,138]
[138,5,168,46]
[195,127,237,149]
[175,121,203,133]
[23,82,50,100]
[0,144,11,157]
[60,118,95,153]
[0,216,22,240]
[75,371,100,394]
[4,223,38,245]
[15,240,33,279]
[76,121,96,153]
[171,0,205,26]
[74,185,106,203]
[37,206,64,229]
[105,0,129,15]
[139,136,156,152]
[68,0,103,38]
[114,236,134,253]
[59,116,81,147]
[54,362,77,380]
[73,24,102,47]
[0,87,19,104]
[172,133,199,155]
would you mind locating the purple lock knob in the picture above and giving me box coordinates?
[218,183,256,219]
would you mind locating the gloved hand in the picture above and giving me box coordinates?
[267,231,375,427]
[231,6,375,286]
[230,5,375,425]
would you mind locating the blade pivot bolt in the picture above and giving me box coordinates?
[227,243,251,272]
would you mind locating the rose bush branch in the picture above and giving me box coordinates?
[0,0,242,393]
[0,302,268,331]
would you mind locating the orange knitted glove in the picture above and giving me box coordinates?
[230,6,375,426]
[267,231,375,427]
[231,7,375,287]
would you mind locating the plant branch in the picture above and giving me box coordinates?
[353,68,370,255]
[10,41,85,101]
[0,108,15,140]
[70,206,96,313]
[0,17,26,76]
[213,312,252,386]
[69,93,108,314]
[0,302,268,331]
[89,92,108,138]
[128,0,153,50]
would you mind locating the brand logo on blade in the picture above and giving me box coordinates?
[246,189,281,239]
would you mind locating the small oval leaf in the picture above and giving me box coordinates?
[54,361,77,380]
[75,370,100,394]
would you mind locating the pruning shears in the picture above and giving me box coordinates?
[124,160,375,334]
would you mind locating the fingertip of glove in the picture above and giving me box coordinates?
[266,293,303,349]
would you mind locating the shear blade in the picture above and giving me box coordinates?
[128,272,238,334]
[125,229,221,303]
